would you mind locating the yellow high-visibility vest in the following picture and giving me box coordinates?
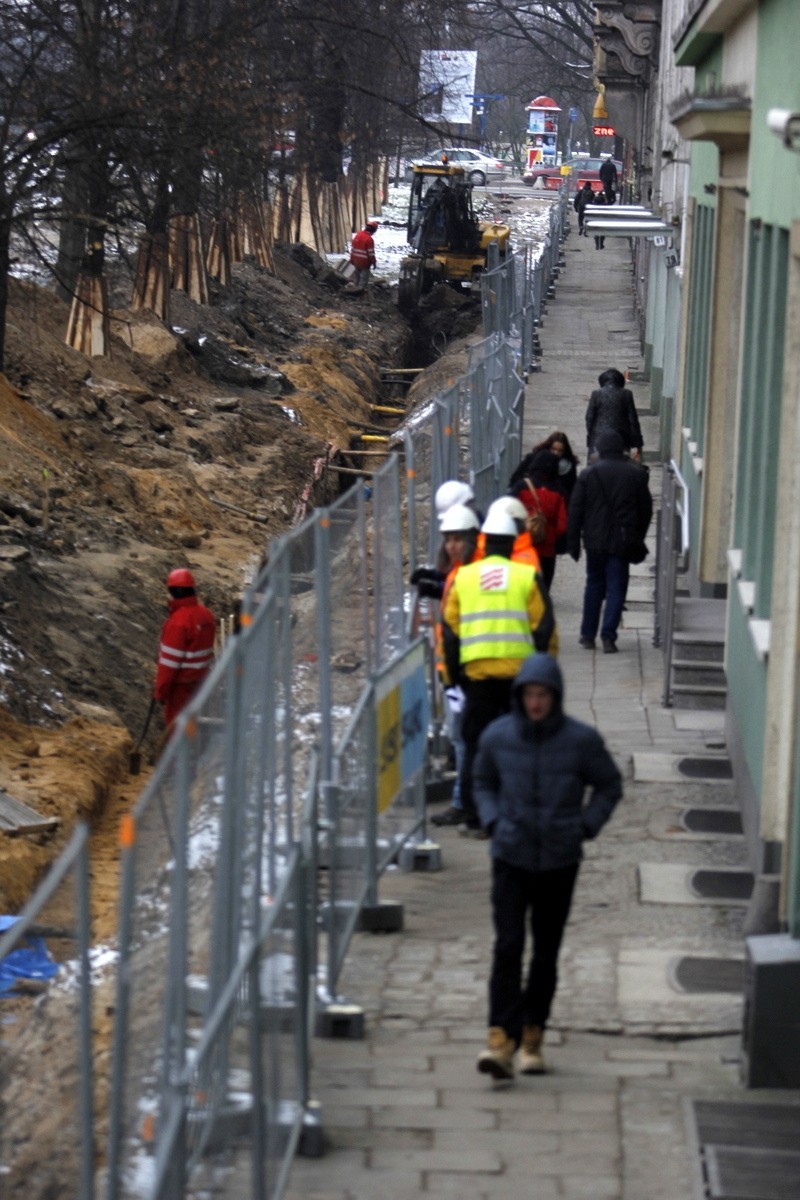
[453,557,534,664]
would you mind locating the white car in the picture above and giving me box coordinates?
[405,148,507,186]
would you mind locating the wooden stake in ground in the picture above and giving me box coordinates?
[168,213,209,304]
[65,271,111,357]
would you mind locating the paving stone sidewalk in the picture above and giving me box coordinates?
[283,220,755,1200]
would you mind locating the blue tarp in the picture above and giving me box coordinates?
[0,915,59,997]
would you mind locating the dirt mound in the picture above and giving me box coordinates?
[0,248,412,920]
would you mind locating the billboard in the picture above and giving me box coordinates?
[419,50,478,126]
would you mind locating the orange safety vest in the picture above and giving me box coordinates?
[475,530,541,571]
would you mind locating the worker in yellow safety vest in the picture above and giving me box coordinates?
[442,504,558,834]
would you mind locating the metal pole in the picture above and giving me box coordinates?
[105,813,138,1200]
[364,685,379,909]
[75,827,94,1200]
[315,512,334,785]
[404,430,418,581]
[161,727,192,1196]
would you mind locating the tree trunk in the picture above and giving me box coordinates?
[54,144,90,304]
[131,177,171,322]
[0,212,10,375]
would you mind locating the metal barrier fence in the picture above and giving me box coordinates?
[0,825,93,1200]
[481,190,569,371]
[1,235,550,1200]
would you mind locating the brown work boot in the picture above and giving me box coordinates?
[518,1024,546,1074]
[476,1027,516,1080]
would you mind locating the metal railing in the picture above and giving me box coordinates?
[2,235,552,1200]
[654,458,690,706]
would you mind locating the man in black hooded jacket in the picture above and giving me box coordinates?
[473,653,622,1081]
[585,368,643,458]
[567,429,653,653]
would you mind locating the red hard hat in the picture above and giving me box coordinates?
[167,568,195,588]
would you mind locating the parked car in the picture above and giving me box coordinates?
[523,156,622,191]
[404,148,507,186]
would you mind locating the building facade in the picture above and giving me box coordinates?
[597,0,800,1082]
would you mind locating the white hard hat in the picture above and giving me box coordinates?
[435,479,474,515]
[439,503,480,533]
[481,508,518,537]
[488,496,528,522]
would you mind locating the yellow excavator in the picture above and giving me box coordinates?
[398,159,511,311]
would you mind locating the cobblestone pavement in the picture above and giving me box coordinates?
[283,223,756,1200]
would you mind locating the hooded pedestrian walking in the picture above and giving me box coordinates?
[473,653,622,1080]
[585,368,644,460]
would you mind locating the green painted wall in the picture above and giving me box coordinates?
[687,46,722,206]
[726,593,767,802]
[749,0,800,229]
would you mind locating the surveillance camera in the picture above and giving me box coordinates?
[767,108,800,150]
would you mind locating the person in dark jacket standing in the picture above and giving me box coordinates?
[585,368,643,459]
[573,181,594,235]
[599,157,618,200]
[474,653,622,1080]
[590,187,609,248]
[567,430,653,653]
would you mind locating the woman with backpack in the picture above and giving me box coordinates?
[512,451,568,591]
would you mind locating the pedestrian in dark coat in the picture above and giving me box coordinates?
[473,653,622,1080]
[567,429,653,653]
[573,181,594,235]
[599,157,618,199]
[591,188,608,248]
[585,368,644,458]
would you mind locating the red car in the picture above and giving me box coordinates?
[523,156,622,192]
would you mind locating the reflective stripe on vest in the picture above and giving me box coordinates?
[454,558,534,663]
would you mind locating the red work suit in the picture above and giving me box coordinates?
[154,595,216,726]
[349,228,376,270]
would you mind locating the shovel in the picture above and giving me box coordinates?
[129,698,157,775]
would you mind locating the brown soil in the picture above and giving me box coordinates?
[0,248,421,913]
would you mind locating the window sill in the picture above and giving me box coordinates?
[749,618,771,661]
[737,578,755,614]
[727,548,743,578]
[681,427,703,477]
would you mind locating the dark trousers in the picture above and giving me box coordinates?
[489,858,579,1043]
[538,555,556,591]
[580,550,630,643]
[459,678,514,822]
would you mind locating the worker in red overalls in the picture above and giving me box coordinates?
[154,568,216,728]
[349,219,378,290]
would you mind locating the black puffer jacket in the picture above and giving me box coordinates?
[473,655,622,872]
[586,384,643,452]
[567,450,652,556]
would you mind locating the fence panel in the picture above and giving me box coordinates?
[0,826,93,1200]
[371,456,406,672]
[325,687,375,996]
[103,197,544,1200]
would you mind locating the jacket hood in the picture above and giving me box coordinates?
[512,653,563,701]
